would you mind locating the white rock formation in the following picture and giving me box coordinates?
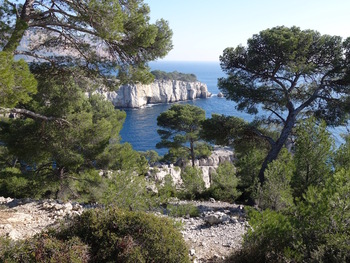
[148,146,235,189]
[94,79,211,108]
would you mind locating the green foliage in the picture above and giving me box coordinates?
[97,142,148,175]
[235,148,267,203]
[101,171,157,211]
[0,51,37,108]
[208,162,240,202]
[228,208,294,263]
[56,208,191,263]
[0,235,89,263]
[0,208,190,263]
[151,70,197,82]
[139,150,160,166]
[257,148,294,211]
[201,114,271,153]
[333,134,350,170]
[193,141,213,158]
[157,174,177,203]
[0,167,31,198]
[166,203,200,218]
[229,169,350,263]
[178,166,205,200]
[292,118,334,198]
[157,104,209,166]
[1,0,173,83]
[0,66,155,201]
[219,26,350,182]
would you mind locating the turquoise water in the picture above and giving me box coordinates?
[119,61,347,155]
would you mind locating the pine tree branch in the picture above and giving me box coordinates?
[0,107,71,126]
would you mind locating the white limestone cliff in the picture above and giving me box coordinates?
[95,79,211,108]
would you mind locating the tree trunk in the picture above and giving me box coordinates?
[258,111,297,185]
[55,166,65,199]
[3,0,34,53]
[190,139,195,167]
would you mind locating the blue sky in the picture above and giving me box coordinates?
[144,0,350,62]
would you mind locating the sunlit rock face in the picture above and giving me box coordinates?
[95,80,211,108]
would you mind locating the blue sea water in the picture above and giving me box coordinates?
[119,61,347,155]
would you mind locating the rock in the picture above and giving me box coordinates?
[63,202,73,211]
[8,229,22,240]
[190,248,196,256]
[148,146,234,189]
[54,203,64,210]
[92,80,211,108]
[217,92,224,98]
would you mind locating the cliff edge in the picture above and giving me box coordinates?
[95,79,211,108]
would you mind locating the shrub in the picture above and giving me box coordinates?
[179,166,205,200]
[235,148,266,203]
[101,171,157,211]
[166,203,200,217]
[157,174,177,203]
[256,149,294,211]
[0,235,89,263]
[227,169,350,263]
[56,208,191,263]
[208,162,240,202]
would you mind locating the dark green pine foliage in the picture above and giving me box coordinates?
[0,66,127,199]
[0,0,173,85]
[156,104,210,167]
[219,26,350,184]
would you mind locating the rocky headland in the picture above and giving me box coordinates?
[94,79,211,108]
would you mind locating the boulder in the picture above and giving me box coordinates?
[217,92,224,98]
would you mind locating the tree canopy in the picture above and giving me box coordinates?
[219,26,350,184]
[151,70,197,82]
[0,0,172,84]
[156,104,210,167]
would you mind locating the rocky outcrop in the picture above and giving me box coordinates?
[95,80,211,108]
[0,197,86,240]
[147,146,235,188]
[174,200,247,262]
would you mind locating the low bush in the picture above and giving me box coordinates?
[0,235,89,263]
[166,203,200,217]
[0,207,190,263]
[178,166,205,200]
[208,162,240,202]
[56,207,191,263]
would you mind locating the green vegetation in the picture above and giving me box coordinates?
[1,0,172,86]
[219,26,350,183]
[208,162,240,203]
[151,70,198,82]
[0,208,191,263]
[166,203,200,217]
[0,0,173,203]
[1,5,350,261]
[157,104,211,167]
[227,118,350,262]
[178,166,206,200]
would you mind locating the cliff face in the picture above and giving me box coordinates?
[96,80,211,108]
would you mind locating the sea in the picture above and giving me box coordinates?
[119,61,348,155]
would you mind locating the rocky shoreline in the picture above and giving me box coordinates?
[0,197,247,262]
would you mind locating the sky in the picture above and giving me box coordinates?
[144,0,350,62]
